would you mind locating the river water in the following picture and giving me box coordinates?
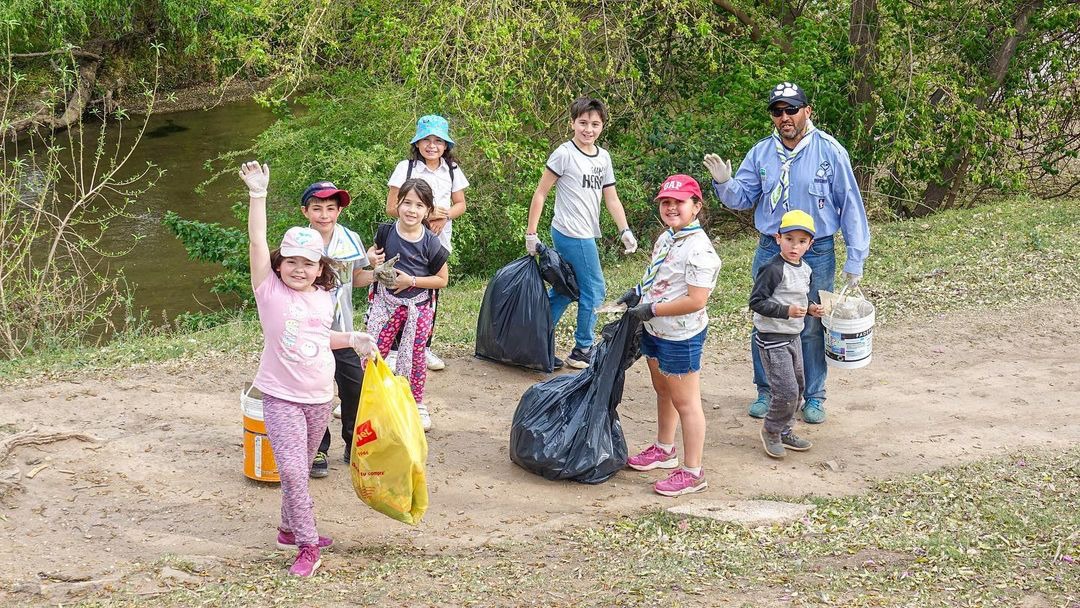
[82,102,277,323]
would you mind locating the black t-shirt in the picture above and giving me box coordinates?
[375,222,449,300]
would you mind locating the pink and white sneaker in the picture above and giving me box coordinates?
[288,545,321,577]
[627,444,678,471]
[276,528,333,551]
[653,468,708,497]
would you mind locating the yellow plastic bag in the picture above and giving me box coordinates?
[350,352,429,525]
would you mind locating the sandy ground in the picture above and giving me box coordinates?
[0,303,1076,601]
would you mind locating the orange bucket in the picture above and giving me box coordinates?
[241,384,279,482]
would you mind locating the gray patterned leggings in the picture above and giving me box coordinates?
[262,393,334,547]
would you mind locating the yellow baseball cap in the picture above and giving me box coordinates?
[778,210,816,237]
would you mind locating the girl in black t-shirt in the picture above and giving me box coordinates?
[365,179,449,431]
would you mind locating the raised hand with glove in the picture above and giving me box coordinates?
[702,154,732,185]
[239,161,270,197]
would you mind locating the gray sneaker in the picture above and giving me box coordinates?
[781,429,813,451]
[565,347,592,369]
[760,429,785,459]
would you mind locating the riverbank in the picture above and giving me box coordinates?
[131,77,277,115]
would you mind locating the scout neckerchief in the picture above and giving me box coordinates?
[636,220,703,295]
[768,119,817,213]
[324,224,367,330]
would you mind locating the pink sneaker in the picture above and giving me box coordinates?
[653,468,708,497]
[627,444,678,471]
[288,545,321,577]
[276,528,333,550]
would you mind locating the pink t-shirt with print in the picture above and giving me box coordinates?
[252,273,336,403]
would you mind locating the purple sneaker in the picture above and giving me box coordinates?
[288,545,321,577]
[627,444,679,471]
[277,528,333,550]
[653,468,708,497]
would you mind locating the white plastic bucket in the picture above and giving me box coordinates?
[821,285,875,369]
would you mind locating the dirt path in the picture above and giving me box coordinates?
[0,303,1075,598]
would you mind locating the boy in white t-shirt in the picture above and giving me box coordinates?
[525,97,638,369]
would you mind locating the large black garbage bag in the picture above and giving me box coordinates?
[475,256,555,372]
[509,315,642,484]
[536,243,579,301]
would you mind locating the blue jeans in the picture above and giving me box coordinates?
[750,234,835,402]
[550,228,605,350]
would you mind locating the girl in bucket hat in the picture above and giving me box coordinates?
[239,161,376,577]
[385,115,470,372]
[616,174,721,497]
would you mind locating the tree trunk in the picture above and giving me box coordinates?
[849,0,879,194]
[4,42,106,139]
[710,0,795,53]
[921,0,1042,212]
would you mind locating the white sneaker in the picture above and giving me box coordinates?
[416,403,432,432]
[425,348,445,371]
[385,350,398,370]
[332,403,341,419]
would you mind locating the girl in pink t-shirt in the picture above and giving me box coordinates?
[239,161,375,578]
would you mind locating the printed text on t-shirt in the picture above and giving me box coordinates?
[581,166,605,190]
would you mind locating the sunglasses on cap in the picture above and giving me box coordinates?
[769,105,804,117]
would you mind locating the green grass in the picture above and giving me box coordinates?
[75,447,1080,607]
[2,195,1077,380]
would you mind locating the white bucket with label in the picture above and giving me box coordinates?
[820,284,875,369]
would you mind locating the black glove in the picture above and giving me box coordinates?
[627,302,656,322]
[615,287,641,308]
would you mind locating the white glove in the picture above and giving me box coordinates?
[348,332,375,356]
[620,229,638,254]
[842,271,862,288]
[525,233,540,256]
[703,154,732,184]
[238,161,270,194]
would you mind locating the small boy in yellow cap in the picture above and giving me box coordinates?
[748,209,825,458]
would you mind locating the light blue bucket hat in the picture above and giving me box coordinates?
[410,114,455,148]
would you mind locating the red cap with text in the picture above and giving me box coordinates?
[654,174,703,202]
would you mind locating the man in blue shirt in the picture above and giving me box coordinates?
[704,82,870,424]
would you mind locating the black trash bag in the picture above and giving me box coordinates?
[475,256,555,372]
[509,315,643,484]
[535,242,579,301]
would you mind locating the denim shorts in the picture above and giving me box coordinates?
[640,327,707,375]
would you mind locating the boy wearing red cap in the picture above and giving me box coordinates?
[299,181,383,477]
[618,174,721,497]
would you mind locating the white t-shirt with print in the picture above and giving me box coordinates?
[388,159,469,252]
[641,230,722,341]
[546,140,616,239]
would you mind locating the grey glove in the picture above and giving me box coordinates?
[627,302,656,322]
[616,288,641,308]
[373,254,401,289]
[841,271,862,288]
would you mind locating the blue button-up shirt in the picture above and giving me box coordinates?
[713,130,870,274]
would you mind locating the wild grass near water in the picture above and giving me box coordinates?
[1,195,1076,380]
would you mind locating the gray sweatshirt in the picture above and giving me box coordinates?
[749,253,812,340]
